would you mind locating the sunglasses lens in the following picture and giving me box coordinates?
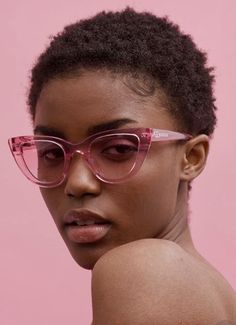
[90,134,140,182]
[11,132,142,187]
[21,140,65,184]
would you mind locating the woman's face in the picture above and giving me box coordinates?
[34,70,186,270]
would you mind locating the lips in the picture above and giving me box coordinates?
[64,209,110,225]
[63,209,111,243]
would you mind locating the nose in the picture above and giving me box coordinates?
[64,153,101,199]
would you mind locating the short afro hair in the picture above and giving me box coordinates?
[27,7,217,135]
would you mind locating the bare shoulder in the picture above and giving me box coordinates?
[92,238,236,325]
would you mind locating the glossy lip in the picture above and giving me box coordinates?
[65,223,112,244]
[63,208,111,226]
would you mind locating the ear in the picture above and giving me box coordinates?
[180,134,210,182]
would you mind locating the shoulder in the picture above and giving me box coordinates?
[93,238,186,279]
[91,238,232,325]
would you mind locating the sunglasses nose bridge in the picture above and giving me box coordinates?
[67,139,92,164]
[64,145,96,181]
[64,142,92,173]
[70,149,86,160]
[68,141,87,158]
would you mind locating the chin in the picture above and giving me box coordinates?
[65,242,110,270]
[68,251,97,270]
[75,259,95,270]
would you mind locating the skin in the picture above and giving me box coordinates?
[91,238,236,324]
[34,70,236,323]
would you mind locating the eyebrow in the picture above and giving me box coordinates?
[34,118,137,139]
[33,126,66,138]
[87,118,137,136]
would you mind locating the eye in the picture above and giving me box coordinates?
[101,141,138,161]
[103,143,136,154]
[37,143,64,165]
[43,149,61,159]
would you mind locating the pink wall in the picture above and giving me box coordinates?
[1,1,235,324]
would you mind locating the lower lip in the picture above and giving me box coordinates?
[65,223,112,243]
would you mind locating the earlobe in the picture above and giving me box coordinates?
[180,134,209,182]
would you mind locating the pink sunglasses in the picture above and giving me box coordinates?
[8,127,192,187]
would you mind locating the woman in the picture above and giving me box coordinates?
[8,8,236,324]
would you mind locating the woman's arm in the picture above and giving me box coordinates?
[91,239,227,325]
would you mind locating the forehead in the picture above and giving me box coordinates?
[34,70,177,139]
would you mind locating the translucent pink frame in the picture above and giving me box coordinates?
[8,128,192,187]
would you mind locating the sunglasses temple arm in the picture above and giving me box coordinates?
[151,130,191,141]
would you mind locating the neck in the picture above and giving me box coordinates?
[156,182,205,261]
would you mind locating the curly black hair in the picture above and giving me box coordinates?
[27,7,217,135]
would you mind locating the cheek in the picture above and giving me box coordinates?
[110,156,180,229]
[137,148,180,200]
[39,188,63,223]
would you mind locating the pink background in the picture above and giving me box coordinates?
[1,1,235,324]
